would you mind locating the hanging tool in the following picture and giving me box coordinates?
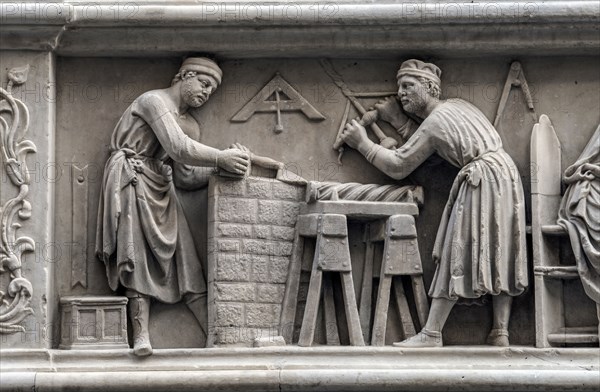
[494,61,537,128]
[274,88,284,134]
[333,100,351,164]
[322,59,399,164]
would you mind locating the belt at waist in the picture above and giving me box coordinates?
[458,151,499,187]
[110,148,172,186]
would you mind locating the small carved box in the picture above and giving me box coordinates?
[59,296,129,350]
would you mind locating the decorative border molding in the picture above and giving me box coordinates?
[0,64,36,334]
[1,347,598,391]
[0,1,598,56]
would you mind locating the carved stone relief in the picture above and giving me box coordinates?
[0,65,35,334]
[52,56,598,353]
[71,164,89,289]
[94,57,251,356]
[231,72,325,134]
[1,2,600,390]
[321,59,399,165]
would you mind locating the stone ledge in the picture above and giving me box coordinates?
[0,1,598,56]
[1,347,598,391]
[2,1,598,26]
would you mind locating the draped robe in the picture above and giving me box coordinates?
[373,99,528,299]
[96,91,217,303]
[558,125,600,304]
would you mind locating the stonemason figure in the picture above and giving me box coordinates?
[342,60,528,347]
[96,57,249,356]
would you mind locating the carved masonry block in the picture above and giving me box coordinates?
[59,296,129,350]
[208,176,305,346]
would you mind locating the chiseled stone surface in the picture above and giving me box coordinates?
[1,347,598,391]
[1,1,599,57]
[0,52,56,349]
[208,176,304,346]
[1,1,599,391]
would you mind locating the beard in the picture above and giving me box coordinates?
[400,94,427,115]
[182,80,207,108]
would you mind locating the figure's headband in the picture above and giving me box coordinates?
[179,57,222,85]
[397,59,441,86]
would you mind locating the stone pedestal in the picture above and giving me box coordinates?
[59,296,128,350]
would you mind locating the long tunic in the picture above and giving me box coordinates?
[558,124,600,304]
[374,99,528,299]
[96,90,218,303]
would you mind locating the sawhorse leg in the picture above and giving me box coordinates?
[298,213,364,347]
[298,249,323,347]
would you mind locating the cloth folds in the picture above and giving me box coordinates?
[558,124,600,304]
[382,99,528,300]
[96,92,209,304]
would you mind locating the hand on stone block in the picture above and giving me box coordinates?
[217,148,250,176]
[229,143,285,171]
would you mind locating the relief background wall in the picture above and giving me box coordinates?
[50,55,600,349]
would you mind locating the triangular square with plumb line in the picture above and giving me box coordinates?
[231,73,326,122]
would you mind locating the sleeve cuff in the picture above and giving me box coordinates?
[365,144,384,164]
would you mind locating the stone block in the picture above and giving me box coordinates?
[254,225,271,239]
[242,239,271,255]
[216,326,277,345]
[250,255,271,283]
[216,303,244,327]
[247,178,272,198]
[272,226,295,241]
[215,283,256,302]
[270,256,290,283]
[277,242,293,257]
[59,296,129,350]
[217,253,250,282]
[243,240,293,257]
[281,201,300,226]
[245,304,281,327]
[251,328,281,342]
[253,335,286,347]
[272,182,301,200]
[217,223,253,238]
[218,239,241,253]
[257,284,285,303]
[218,179,246,196]
[257,200,282,224]
[218,197,257,223]
[214,327,244,345]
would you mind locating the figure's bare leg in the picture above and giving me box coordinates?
[127,290,153,356]
[393,298,456,347]
[487,293,512,347]
[185,293,208,341]
[423,298,457,332]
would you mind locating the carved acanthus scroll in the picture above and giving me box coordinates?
[0,65,36,333]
